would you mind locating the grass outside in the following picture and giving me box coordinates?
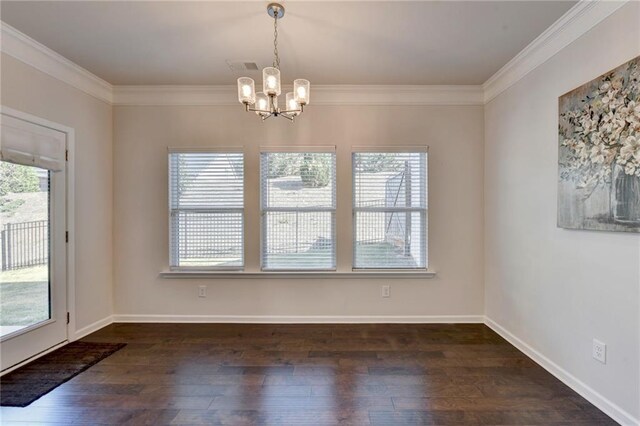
[0,265,49,326]
[354,243,419,269]
[264,242,418,269]
[179,242,419,269]
[264,245,335,270]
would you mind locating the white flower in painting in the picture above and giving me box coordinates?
[600,112,615,132]
[610,94,625,110]
[625,162,636,175]
[620,135,640,163]
[626,101,640,126]
[601,93,612,105]
[590,144,607,164]
[580,116,598,134]
[599,82,611,93]
[589,96,605,112]
[590,131,603,145]
[577,141,589,159]
[618,101,632,119]
[610,116,626,139]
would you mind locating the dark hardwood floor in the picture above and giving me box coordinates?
[0,323,615,425]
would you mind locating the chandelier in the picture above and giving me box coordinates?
[237,3,310,121]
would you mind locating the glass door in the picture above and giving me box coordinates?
[0,163,51,336]
[0,113,67,372]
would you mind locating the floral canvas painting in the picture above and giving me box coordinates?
[558,56,640,232]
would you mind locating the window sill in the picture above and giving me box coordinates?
[159,270,436,279]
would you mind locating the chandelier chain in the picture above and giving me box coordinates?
[273,14,280,69]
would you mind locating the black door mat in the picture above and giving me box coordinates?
[0,341,126,407]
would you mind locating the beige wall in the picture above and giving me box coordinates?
[484,2,640,420]
[113,105,484,318]
[1,53,114,333]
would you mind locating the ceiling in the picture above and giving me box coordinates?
[0,1,576,86]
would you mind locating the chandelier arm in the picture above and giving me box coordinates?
[245,106,271,114]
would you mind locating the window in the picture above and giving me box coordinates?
[169,150,244,269]
[260,151,336,270]
[353,150,428,269]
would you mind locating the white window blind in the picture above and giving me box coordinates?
[1,115,66,172]
[169,151,244,270]
[353,151,428,269]
[260,151,336,270]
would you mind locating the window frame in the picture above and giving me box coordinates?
[259,148,337,272]
[351,147,429,271]
[168,148,245,272]
[161,146,435,279]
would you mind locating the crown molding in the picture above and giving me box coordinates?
[112,84,484,106]
[312,85,484,106]
[0,21,113,104]
[112,85,234,106]
[483,0,629,103]
[1,1,630,107]
[0,19,483,107]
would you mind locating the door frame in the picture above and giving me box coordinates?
[0,106,76,373]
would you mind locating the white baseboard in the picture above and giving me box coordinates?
[112,314,484,324]
[71,315,114,340]
[485,317,638,426]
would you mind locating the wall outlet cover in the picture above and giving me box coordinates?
[381,285,391,298]
[593,339,606,364]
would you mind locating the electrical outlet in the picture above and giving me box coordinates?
[381,285,390,298]
[593,339,606,364]
[198,285,207,298]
